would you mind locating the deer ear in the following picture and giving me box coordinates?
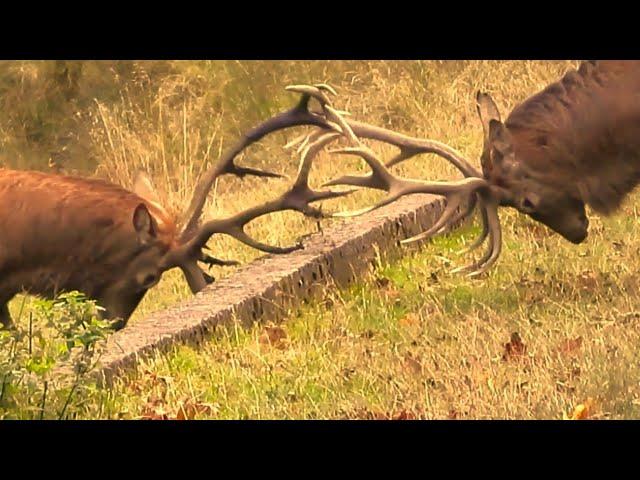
[477,92,505,175]
[133,171,162,206]
[488,119,513,156]
[132,203,157,245]
[476,92,502,139]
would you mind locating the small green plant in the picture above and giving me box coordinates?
[0,291,115,419]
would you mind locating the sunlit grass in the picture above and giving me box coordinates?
[9,60,637,419]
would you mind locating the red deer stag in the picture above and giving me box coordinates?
[0,88,357,330]
[281,61,640,275]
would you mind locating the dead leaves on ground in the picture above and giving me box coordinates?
[502,332,527,362]
[258,324,289,351]
[563,398,595,420]
[399,312,421,329]
[344,407,419,420]
[134,368,218,420]
[374,276,402,301]
[140,397,219,421]
[402,352,424,376]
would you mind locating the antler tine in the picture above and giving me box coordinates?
[199,252,241,268]
[341,120,482,179]
[328,144,490,219]
[327,145,416,217]
[287,130,356,218]
[285,84,337,108]
[400,190,472,245]
[319,103,505,273]
[450,195,502,276]
[166,129,356,285]
[456,195,489,254]
[180,83,340,243]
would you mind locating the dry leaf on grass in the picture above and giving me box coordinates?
[403,352,423,375]
[176,400,219,420]
[140,398,170,420]
[563,398,594,420]
[392,410,417,420]
[576,271,598,292]
[346,408,418,420]
[502,332,527,361]
[259,324,289,350]
[399,313,421,329]
[374,276,402,300]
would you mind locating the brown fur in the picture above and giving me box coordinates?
[504,60,640,214]
[0,169,176,322]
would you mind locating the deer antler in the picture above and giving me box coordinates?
[165,117,352,293]
[179,84,340,243]
[282,86,496,258]
[315,100,503,276]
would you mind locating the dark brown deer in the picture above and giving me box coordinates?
[279,62,640,275]
[0,88,356,330]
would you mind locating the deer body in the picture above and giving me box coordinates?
[0,86,355,331]
[0,169,176,329]
[481,60,640,243]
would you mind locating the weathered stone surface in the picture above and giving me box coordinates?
[96,194,447,384]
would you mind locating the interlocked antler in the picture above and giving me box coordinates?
[164,105,351,293]
[313,97,503,276]
[283,85,496,255]
[178,84,341,243]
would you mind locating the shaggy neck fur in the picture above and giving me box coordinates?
[505,60,640,215]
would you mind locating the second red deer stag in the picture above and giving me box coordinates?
[0,88,355,330]
[282,61,640,274]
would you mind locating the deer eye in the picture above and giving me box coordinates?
[521,197,536,212]
[141,273,158,288]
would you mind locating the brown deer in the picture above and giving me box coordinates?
[279,62,640,275]
[0,87,356,330]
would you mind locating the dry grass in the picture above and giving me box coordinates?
[10,60,634,420]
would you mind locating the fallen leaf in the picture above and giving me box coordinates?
[360,330,375,339]
[392,410,417,420]
[502,332,527,361]
[374,277,401,299]
[348,409,418,420]
[345,408,388,420]
[403,353,423,375]
[399,313,421,329]
[576,271,598,292]
[612,240,625,250]
[176,400,218,420]
[259,324,288,350]
[140,401,171,420]
[563,398,594,420]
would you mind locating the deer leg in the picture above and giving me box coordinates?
[0,303,14,330]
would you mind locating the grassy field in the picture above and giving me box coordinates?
[5,60,637,419]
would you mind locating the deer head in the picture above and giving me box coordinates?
[476,92,588,244]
